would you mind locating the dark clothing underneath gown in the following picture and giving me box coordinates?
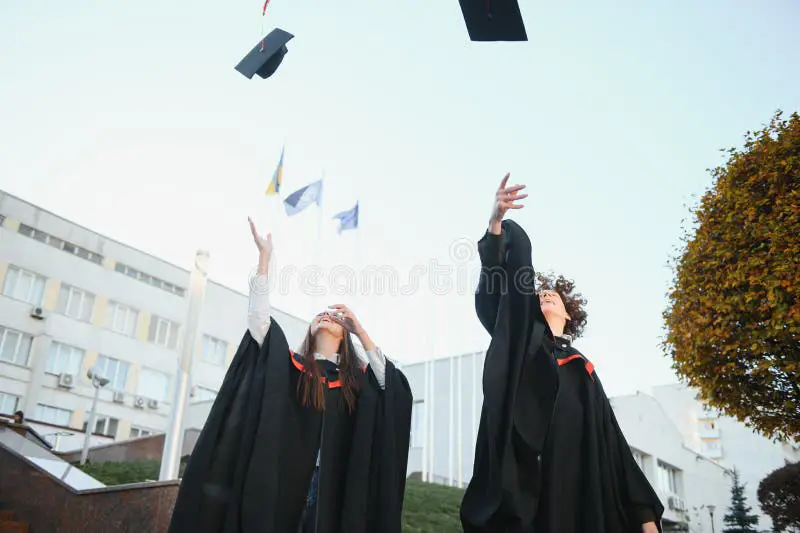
[534,337,585,532]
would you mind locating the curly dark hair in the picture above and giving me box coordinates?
[535,272,588,339]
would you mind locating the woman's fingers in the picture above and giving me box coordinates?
[498,172,510,190]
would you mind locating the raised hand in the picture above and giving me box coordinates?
[328,304,377,351]
[248,217,273,256]
[489,173,527,234]
[248,217,273,275]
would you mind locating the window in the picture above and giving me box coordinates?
[0,392,20,414]
[130,426,155,438]
[410,401,425,448]
[83,415,119,437]
[192,386,218,403]
[106,301,138,337]
[0,326,33,366]
[95,355,130,391]
[137,368,170,401]
[148,316,179,349]
[46,342,84,375]
[201,335,227,366]
[56,284,95,322]
[630,447,646,472]
[2,265,46,305]
[114,262,186,297]
[17,224,103,265]
[657,461,679,495]
[34,404,72,426]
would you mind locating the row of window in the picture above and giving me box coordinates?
[0,265,226,357]
[114,262,186,297]
[0,392,156,439]
[2,264,183,348]
[0,324,172,401]
[8,217,187,298]
[17,223,103,266]
[2,323,223,407]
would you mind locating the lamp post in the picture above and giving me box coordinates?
[80,368,110,465]
[708,504,716,533]
[159,250,209,481]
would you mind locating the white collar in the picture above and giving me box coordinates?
[314,352,339,365]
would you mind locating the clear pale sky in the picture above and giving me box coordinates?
[1,0,798,396]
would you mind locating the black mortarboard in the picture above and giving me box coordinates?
[458,0,527,42]
[235,28,294,79]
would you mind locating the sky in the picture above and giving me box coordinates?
[1,0,798,396]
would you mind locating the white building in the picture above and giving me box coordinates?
[0,190,308,447]
[651,384,800,531]
[403,351,796,532]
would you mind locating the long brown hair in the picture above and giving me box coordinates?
[295,328,361,412]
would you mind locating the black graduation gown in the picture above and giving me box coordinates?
[460,220,664,533]
[167,319,413,533]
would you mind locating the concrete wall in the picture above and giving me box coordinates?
[0,443,178,533]
[57,428,201,465]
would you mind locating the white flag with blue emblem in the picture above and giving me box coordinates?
[283,179,323,216]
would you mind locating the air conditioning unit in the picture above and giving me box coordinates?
[30,306,46,320]
[147,399,159,410]
[668,496,687,512]
[133,396,146,409]
[112,391,125,403]
[57,373,75,389]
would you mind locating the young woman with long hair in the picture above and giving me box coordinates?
[168,219,413,533]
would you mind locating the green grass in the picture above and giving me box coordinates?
[402,478,465,533]
[77,461,466,531]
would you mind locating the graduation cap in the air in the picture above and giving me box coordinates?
[235,28,295,79]
[458,0,527,41]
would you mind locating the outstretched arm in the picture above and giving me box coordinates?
[247,218,273,347]
[475,173,527,334]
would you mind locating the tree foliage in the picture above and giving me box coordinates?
[663,110,800,441]
[723,469,760,533]
[758,461,800,532]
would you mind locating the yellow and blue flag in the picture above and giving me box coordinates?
[266,146,284,196]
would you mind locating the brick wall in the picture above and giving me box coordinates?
[57,428,201,465]
[0,445,179,533]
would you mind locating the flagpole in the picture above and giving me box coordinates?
[313,171,324,313]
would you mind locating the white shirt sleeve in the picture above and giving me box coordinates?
[247,272,272,347]
[365,347,387,390]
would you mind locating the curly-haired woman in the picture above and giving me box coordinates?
[460,173,664,533]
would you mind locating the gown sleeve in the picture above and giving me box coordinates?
[364,347,387,390]
[475,230,506,334]
[247,272,272,347]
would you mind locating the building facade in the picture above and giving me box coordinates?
[402,351,796,532]
[651,384,799,531]
[0,191,308,447]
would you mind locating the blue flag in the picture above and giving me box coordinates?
[333,202,358,234]
[283,180,323,216]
